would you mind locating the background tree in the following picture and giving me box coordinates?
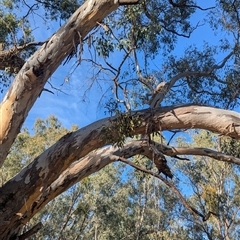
[174,130,240,239]
[0,0,240,239]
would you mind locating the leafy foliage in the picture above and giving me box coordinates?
[101,111,141,147]
[1,0,240,239]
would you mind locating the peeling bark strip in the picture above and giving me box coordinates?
[0,0,120,166]
[0,105,240,238]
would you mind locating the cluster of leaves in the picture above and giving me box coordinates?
[89,0,240,112]
[93,0,196,60]
[2,0,239,113]
[101,111,142,147]
[220,136,240,158]
[0,0,80,92]
[0,1,34,48]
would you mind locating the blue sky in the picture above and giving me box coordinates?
[21,0,220,132]
[22,12,109,130]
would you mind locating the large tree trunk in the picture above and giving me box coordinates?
[0,0,119,166]
[0,105,240,239]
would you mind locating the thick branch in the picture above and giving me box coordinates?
[23,139,233,226]
[1,104,240,237]
[35,140,171,209]
[0,0,120,166]
[30,141,149,213]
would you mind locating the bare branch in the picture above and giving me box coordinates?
[159,18,201,38]
[211,50,234,71]
[157,143,240,165]
[22,1,39,19]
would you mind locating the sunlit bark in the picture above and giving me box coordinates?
[0,0,239,238]
[1,104,240,238]
[0,0,119,166]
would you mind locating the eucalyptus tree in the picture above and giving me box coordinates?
[0,0,240,239]
[171,130,240,240]
[5,117,181,239]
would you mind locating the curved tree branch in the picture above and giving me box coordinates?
[0,0,120,166]
[149,50,235,108]
[149,71,213,108]
[24,139,234,226]
[1,104,240,237]
[158,144,240,165]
